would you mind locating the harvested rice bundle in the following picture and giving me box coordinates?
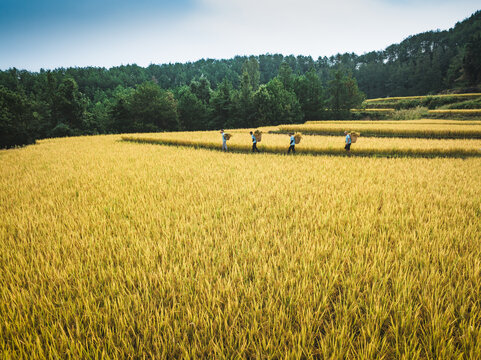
[294,133,302,144]
[224,133,232,140]
[350,131,360,143]
[254,130,262,142]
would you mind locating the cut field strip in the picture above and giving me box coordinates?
[122,135,481,158]
[276,123,481,139]
[305,119,481,126]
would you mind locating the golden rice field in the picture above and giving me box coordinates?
[278,121,481,139]
[305,119,481,125]
[122,130,481,158]
[1,133,481,358]
[428,109,481,114]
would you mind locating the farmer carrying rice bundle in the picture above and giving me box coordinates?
[287,133,296,154]
[344,131,352,151]
[250,131,260,153]
[344,131,360,151]
[220,129,231,151]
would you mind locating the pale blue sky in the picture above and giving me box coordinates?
[1,0,479,71]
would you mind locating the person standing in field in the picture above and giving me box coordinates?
[221,129,227,152]
[344,131,352,151]
[250,131,260,153]
[287,133,296,154]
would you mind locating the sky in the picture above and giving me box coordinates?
[0,0,479,71]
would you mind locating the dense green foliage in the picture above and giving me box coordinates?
[445,98,481,109]
[1,10,480,148]
[0,86,37,148]
[0,62,364,148]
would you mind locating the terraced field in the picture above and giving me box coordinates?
[123,120,481,157]
[276,121,481,139]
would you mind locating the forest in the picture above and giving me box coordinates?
[1,10,480,148]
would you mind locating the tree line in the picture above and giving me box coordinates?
[1,10,480,148]
[0,60,364,148]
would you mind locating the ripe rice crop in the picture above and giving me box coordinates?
[122,131,481,158]
[365,93,481,102]
[278,122,481,139]
[428,109,481,114]
[305,119,481,125]
[294,133,302,144]
[1,135,481,358]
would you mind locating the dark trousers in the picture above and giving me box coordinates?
[345,143,351,151]
[252,143,259,152]
[288,145,295,154]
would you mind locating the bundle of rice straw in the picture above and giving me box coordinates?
[224,133,232,140]
[350,131,360,143]
[294,133,302,144]
[254,129,262,142]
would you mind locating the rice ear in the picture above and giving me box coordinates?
[350,131,360,143]
[294,133,302,144]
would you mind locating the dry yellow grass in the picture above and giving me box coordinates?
[1,135,481,358]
